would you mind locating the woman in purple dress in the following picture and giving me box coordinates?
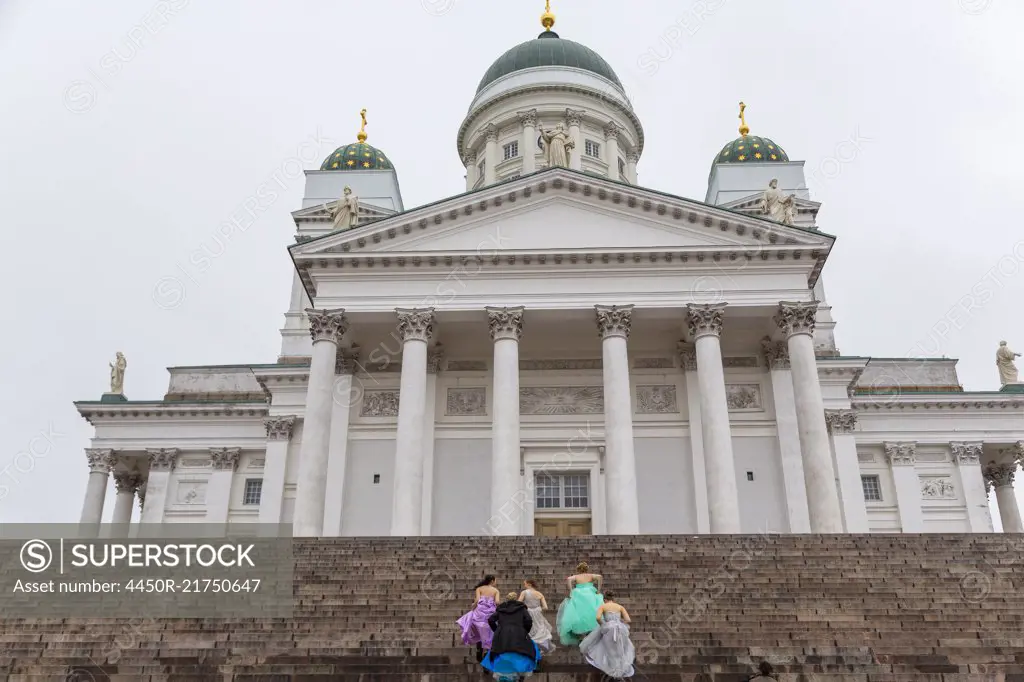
[457,575,500,661]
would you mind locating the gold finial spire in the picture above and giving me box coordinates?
[738,101,750,137]
[357,108,368,143]
[541,0,555,31]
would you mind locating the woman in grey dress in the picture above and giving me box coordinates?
[518,578,555,652]
[579,590,635,679]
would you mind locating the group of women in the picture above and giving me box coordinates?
[456,562,636,681]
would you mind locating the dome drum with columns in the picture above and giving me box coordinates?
[73,2,1023,539]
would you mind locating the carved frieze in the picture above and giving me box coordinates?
[446,387,487,416]
[920,476,957,499]
[176,482,207,505]
[633,357,674,370]
[520,359,602,371]
[725,384,762,410]
[723,357,759,369]
[361,390,400,417]
[636,385,679,414]
[448,360,488,372]
[520,386,604,415]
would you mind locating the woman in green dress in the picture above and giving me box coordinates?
[556,561,604,646]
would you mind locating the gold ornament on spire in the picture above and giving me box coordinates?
[738,101,750,137]
[357,108,368,143]
[541,0,556,31]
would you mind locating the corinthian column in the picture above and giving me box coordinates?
[885,442,923,532]
[324,347,360,536]
[486,307,524,535]
[111,471,142,527]
[565,109,584,170]
[391,308,435,536]
[80,449,115,526]
[518,110,537,175]
[985,459,1023,533]
[952,442,992,532]
[686,304,741,534]
[596,305,639,534]
[764,338,811,533]
[484,124,498,185]
[293,308,348,537]
[260,416,295,525]
[140,448,177,524]
[775,302,843,533]
[604,122,621,179]
[825,409,866,532]
[207,447,240,525]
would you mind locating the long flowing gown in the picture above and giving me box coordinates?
[457,596,497,649]
[556,581,603,646]
[579,611,636,678]
[522,589,555,651]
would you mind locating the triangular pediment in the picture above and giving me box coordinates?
[720,192,822,229]
[290,168,834,259]
[291,201,396,228]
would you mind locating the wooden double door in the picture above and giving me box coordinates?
[534,517,592,537]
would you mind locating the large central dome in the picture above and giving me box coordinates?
[476,31,624,95]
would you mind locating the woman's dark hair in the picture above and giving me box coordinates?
[603,590,616,601]
[524,578,538,588]
[474,574,496,588]
[758,662,773,676]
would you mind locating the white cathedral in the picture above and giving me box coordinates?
[77,6,1024,538]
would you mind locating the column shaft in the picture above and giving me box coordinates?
[765,340,811,533]
[604,124,621,179]
[324,348,358,536]
[626,153,639,185]
[825,410,868,533]
[776,302,843,533]
[259,417,295,525]
[80,449,115,526]
[487,307,524,535]
[597,305,639,534]
[566,110,583,171]
[391,308,434,536]
[140,449,177,524]
[985,462,1023,533]
[885,443,924,532]
[519,111,537,174]
[464,153,478,190]
[484,125,498,185]
[207,448,239,525]
[678,343,709,534]
[420,347,443,534]
[294,309,347,537]
[952,443,992,533]
[111,472,141,526]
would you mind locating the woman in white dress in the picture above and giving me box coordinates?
[518,578,555,652]
[579,590,635,679]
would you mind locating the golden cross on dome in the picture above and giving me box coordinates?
[738,101,750,137]
[357,108,368,143]
[541,0,556,31]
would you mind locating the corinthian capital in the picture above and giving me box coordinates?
[774,301,819,339]
[604,121,621,141]
[396,308,435,343]
[113,472,142,494]
[565,108,585,127]
[484,123,499,143]
[595,305,633,340]
[951,442,983,465]
[264,416,296,441]
[147,448,178,471]
[761,337,791,369]
[486,306,525,342]
[686,303,726,340]
[428,344,446,374]
[336,344,362,375]
[983,462,1016,491]
[676,341,697,371]
[85,448,116,474]
[306,308,348,344]
[824,409,857,435]
[517,109,538,127]
[210,447,241,471]
[884,442,916,467]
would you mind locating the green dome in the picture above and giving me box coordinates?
[715,135,789,165]
[321,142,394,171]
[476,31,623,94]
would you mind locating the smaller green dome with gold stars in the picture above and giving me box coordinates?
[714,102,790,166]
[321,109,395,171]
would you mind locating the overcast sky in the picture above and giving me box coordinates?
[1,0,1022,527]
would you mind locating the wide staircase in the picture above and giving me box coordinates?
[2,535,1023,681]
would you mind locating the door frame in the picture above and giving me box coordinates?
[520,443,605,535]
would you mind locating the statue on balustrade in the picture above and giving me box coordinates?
[996,340,1021,385]
[541,123,575,168]
[761,178,796,226]
[325,185,359,230]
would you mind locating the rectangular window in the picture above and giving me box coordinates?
[861,475,882,501]
[242,479,263,506]
[534,473,590,509]
[503,141,519,160]
[585,140,601,158]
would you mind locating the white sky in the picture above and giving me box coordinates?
[1,0,1022,527]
